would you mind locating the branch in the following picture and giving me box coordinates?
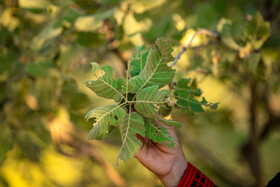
[48,119,126,187]
[171,29,219,67]
[259,83,280,140]
[260,115,280,140]
[241,80,263,187]
[104,19,128,70]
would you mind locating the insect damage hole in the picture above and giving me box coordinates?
[114,115,119,120]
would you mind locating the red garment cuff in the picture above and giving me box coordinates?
[177,162,215,187]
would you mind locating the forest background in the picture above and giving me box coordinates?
[1,0,280,186]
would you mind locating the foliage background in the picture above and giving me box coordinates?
[0,0,280,186]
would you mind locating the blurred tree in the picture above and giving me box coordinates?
[0,0,280,187]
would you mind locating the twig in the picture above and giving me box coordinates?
[104,19,128,71]
[171,29,219,67]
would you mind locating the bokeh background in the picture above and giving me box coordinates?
[1,0,280,186]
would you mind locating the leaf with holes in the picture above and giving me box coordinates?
[85,38,217,164]
[85,62,125,101]
[86,104,126,140]
[174,78,219,114]
[145,121,176,147]
[135,85,169,118]
[157,115,183,127]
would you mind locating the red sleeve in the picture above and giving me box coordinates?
[177,162,215,187]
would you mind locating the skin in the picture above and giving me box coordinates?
[135,123,188,187]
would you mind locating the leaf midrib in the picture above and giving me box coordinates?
[134,57,163,99]
[118,104,133,162]
[97,76,125,100]
[133,101,166,104]
[93,103,125,126]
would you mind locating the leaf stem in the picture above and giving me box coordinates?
[91,102,127,125]
[115,103,132,167]
[125,59,132,102]
[127,100,167,104]
[170,95,218,108]
[132,57,164,101]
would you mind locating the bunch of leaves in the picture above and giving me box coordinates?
[85,38,218,164]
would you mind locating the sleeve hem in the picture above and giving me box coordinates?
[177,162,215,187]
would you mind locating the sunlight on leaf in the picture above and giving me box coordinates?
[74,8,115,32]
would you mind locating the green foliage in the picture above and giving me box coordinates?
[129,38,175,92]
[130,46,149,76]
[135,85,169,118]
[174,79,218,114]
[118,112,146,163]
[85,63,125,101]
[25,61,56,78]
[1,0,280,185]
[145,120,175,147]
[86,104,127,140]
[85,39,216,163]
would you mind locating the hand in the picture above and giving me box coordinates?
[135,122,188,187]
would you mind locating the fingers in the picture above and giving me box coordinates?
[155,120,181,146]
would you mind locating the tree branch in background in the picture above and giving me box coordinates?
[260,115,280,140]
[104,19,128,70]
[171,29,219,67]
[259,83,280,140]
[241,80,262,187]
[48,118,126,187]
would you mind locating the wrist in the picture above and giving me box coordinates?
[158,155,188,187]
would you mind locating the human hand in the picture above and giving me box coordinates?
[135,122,188,187]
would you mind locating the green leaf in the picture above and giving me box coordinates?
[25,61,56,78]
[145,121,176,147]
[135,85,169,118]
[117,112,146,163]
[77,32,106,47]
[84,39,218,163]
[130,46,149,77]
[245,52,261,74]
[245,12,270,50]
[217,18,241,50]
[85,62,125,101]
[19,0,49,10]
[74,8,115,32]
[174,79,218,114]
[86,104,126,140]
[31,21,63,51]
[157,115,183,127]
[155,38,174,63]
[129,38,175,92]
[129,0,166,14]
